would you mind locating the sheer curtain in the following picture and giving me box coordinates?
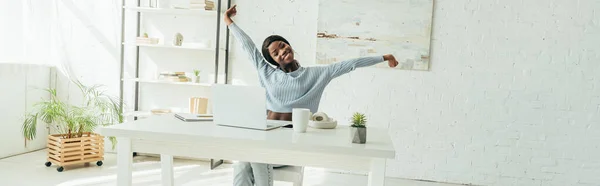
[0,0,25,63]
[22,0,78,80]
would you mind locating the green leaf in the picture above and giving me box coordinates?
[109,136,117,150]
[22,113,38,141]
[351,112,367,127]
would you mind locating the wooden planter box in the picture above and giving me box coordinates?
[44,132,105,172]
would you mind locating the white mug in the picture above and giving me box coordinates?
[292,108,312,133]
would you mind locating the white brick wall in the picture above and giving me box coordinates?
[229,0,600,185]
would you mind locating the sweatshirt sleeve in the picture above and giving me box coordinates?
[228,22,273,73]
[326,56,385,79]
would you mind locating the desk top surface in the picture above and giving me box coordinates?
[100,114,396,158]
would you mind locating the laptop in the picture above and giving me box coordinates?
[211,84,291,130]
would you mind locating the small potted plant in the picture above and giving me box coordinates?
[350,112,367,144]
[193,69,201,83]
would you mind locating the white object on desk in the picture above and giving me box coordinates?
[174,113,213,121]
[312,112,329,121]
[292,108,311,133]
[309,119,338,129]
[99,114,395,186]
[189,97,208,114]
[211,84,286,130]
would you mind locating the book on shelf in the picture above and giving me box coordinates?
[189,97,209,114]
[136,37,159,44]
[158,71,192,82]
[190,0,214,10]
[160,71,186,76]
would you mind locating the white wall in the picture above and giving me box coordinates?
[51,0,122,97]
[0,0,55,65]
[0,0,126,152]
[0,64,52,158]
[0,1,25,62]
[0,0,112,99]
[0,0,56,158]
[229,0,600,186]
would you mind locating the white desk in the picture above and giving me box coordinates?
[99,114,396,186]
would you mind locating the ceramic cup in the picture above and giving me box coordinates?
[292,108,311,133]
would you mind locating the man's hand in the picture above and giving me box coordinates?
[384,54,399,68]
[224,5,237,26]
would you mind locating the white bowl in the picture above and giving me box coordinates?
[309,119,337,129]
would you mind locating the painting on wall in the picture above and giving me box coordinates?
[316,0,434,71]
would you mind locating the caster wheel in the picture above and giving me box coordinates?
[133,152,138,157]
[45,162,51,167]
[96,161,103,166]
[57,167,64,172]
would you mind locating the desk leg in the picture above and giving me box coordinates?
[117,137,132,186]
[161,154,174,186]
[368,158,386,186]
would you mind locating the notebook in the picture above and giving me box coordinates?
[174,113,213,122]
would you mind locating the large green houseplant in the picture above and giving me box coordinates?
[22,80,123,149]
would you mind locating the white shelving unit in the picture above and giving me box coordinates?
[119,0,231,169]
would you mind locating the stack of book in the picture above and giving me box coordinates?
[190,0,214,10]
[159,71,190,82]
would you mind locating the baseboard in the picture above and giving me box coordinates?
[0,148,45,160]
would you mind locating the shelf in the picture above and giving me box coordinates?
[125,78,214,87]
[123,42,218,51]
[121,0,229,130]
[124,6,217,16]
